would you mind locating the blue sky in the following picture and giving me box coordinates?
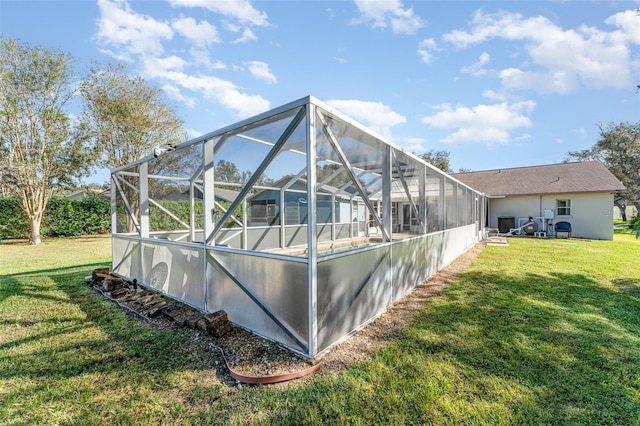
[2,0,640,184]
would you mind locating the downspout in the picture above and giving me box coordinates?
[539,195,543,218]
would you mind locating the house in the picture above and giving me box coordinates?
[452,161,625,240]
[247,176,353,227]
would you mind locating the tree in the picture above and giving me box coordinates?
[215,159,244,183]
[78,63,184,232]
[566,121,640,213]
[78,62,184,169]
[417,149,452,173]
[0,38,91,244]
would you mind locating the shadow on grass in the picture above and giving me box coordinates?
[3,242,640,424]
[0,264,233,424]
[266,269,640,425]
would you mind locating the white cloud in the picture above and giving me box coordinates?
[95,0,173,59]
[245,61,277,84]
[172,16,220,47]
[141,55,187,77]
[326,99,406,138]
[166,0,269,26]
[398,136,427,153]
[152,69,270,118]
[443,10,637,92]
[185,127,204,139]
[94,0,270,119]
[417,38,437,64]
[421,101,535,145]
[605,9,640,44]
[233,28,258,43]
[461,52,491,77]
[572,127,588,138]
[211,60,227,70]
[162,84,195,108]
[352,0,423,35]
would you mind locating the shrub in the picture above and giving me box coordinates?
[0,197,111,239]
[0,198,30,239]
[630,215,640,239]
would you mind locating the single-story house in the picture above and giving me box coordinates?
[247,176,354,226]
[452,160,625,240]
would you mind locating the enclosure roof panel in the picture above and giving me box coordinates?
[451,160,625,196]
[110,95,478,192]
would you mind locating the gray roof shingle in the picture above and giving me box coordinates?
[451,161,625,196]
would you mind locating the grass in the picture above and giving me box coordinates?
[1,234,640,425]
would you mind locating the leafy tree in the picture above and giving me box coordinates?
[417,149,452,173]
[214,159,274,187]
[215,159,244,183]
[0,38,91,244]
[78,63,185,231]
[566,122,640,213]
[78,62,184,169]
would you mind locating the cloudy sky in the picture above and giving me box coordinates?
[2,0,640,182]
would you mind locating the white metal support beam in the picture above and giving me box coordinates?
[139,162,149,239]
[306,102,318,357]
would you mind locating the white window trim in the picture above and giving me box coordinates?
[556,199,572,217]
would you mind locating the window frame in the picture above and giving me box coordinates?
[556,199,572,216]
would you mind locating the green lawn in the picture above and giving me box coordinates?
[1,234,640,425]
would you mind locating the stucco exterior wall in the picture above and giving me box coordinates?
[488,192,614,240]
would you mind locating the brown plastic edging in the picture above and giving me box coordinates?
[212,344,321,384]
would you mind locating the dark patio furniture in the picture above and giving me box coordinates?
[555,221,571,238]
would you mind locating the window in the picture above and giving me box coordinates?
[557,199,571,216]
[250,199,277,224]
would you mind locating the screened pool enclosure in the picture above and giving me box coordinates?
[111,96,486,358]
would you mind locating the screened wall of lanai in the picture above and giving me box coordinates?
[111,96,486,358]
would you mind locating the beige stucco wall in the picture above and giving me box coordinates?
[488,192,614,240]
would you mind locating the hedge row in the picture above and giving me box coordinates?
[0,197,111,239]
[0,196,244,239]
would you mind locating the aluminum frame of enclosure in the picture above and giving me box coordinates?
[111,95,487,358]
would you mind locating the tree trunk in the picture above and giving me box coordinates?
[618,205,627,222]
[29,214,42,245]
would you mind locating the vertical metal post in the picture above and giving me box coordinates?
[418,165,426,234]
[110,173,117,235]
[189,181,196,242]
[306,102,318,357]
[110,173,117,268]
[243,197,248,249]
[382,146,392,242]
[203,139,214,312]
[331,194,336,241]
[203,139,215,245]
[441,177,447,230]
[280,188,285,248]
[139,162,149,239]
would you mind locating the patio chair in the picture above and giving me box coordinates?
[555,221,571,238]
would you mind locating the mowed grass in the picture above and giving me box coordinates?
[1,234,640,425]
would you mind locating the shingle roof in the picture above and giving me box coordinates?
[451,161,625,196]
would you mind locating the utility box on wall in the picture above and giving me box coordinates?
[544,209,554,219]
